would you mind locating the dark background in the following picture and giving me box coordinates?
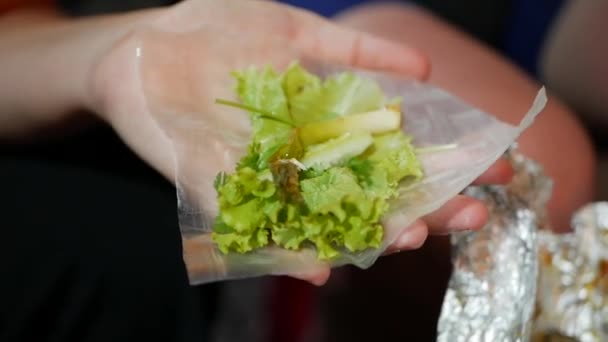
[0,1,573,341]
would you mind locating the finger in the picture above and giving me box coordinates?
[289,266,331,286]
[181,236,228,284]
[286,7,431,80]
[166,1,430,79]
[423,195,489,235]
[384,219,429,254]
[472,158,514,185]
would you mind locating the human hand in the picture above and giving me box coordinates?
[87,0,511,285]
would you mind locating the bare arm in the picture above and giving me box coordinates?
[0,0,517,284]
[335,3,596,230]
[0,6,159,139]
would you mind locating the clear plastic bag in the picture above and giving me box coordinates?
[134,27,547,284]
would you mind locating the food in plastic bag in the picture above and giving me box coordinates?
[133,28,547,284]
[211,62,424,261]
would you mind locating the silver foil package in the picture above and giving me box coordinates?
[437,149,608,342]
[532,203,608,342]
[437,150,553,342]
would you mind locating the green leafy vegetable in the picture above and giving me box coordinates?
[232,66,293,169]
[309,70,386,117]
[298,107,401,146]
[212,62,424,260]
[301,132,373,171]
[282,63,386,125]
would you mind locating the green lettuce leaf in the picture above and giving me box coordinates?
[212,167,278,253]
[299,168,386,254]
[281,63,387,125]
[319,71,386,116]
[300,167,363,219]
[362,132,423,198]
[213,62,424,261]
[233,66,293,168]
[282,63,325,126]
[213,222,270,254]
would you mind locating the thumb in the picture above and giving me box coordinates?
[182,236,228,284]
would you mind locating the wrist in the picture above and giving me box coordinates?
[0,7,163,136]
[66,8,164,122]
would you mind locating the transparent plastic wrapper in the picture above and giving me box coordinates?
[532,203,608,342]
[437,150,553,342]
[133,27,547,284]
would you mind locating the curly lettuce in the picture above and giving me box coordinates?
[212,62,423,260]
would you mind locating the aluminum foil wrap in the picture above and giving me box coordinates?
[532,203,608,342]
[437,150,553,342]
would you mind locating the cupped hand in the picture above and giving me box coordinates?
[87,0,509,285]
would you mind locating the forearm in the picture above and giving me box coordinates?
[0,7,159,139]
[335,3,596,230]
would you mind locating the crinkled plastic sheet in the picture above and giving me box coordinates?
[132,27,547,284]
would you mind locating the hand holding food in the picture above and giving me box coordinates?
[212,63,425,261]
[87,0,544,285]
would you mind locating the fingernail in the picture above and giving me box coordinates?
[396,230,416,248]
[395,223,427,250]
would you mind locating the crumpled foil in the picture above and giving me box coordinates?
[532,203,608,342]
[437,149,553,342]
[437,149,608,342]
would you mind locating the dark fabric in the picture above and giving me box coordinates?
[57,0,176,16]
[0,124,218,342]
[280,0,565,78]
[501,0,565,76]
[280,0,511,48]
[1,1,221,341]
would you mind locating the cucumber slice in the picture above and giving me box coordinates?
[301,133,373,171]
[299,107,401,146]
